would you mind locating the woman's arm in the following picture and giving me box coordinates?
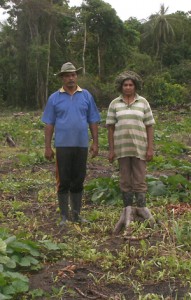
[107,124,116,163]
[146,125,154,161]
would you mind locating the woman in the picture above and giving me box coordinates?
[106,71,155,209]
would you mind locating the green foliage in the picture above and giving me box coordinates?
[1,109,191,298]
[144,72,189,107]
[174,221,191,248]
[147,179,167,196]
[149,155,175,171]
[0,170,52,194]
[0,231,36,298]
[127,52,155,77]
[85,171,191,201]
[87,210,105,221]
[146,173,191,199]
[0,228,66,299]
[78,74,116,107]
[17,151,46,166]
[1,0,191,108]
[159,140,188,156]
[85,176,121,205]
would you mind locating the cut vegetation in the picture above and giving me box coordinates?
[0,109,191,299]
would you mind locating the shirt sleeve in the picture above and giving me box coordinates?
[41,95,56,125]
[84,90,100,124]
[143,100,155,126]
[106,100,117,125]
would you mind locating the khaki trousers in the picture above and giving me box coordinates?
[118,157,147,193]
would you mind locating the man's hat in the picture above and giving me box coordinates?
[56,62,83,76]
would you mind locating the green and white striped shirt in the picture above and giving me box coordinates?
[106,94,155,160]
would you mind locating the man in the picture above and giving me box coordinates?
[42,62,100,225]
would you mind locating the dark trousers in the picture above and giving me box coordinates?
[56,147,88,194]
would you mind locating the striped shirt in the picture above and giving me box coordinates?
[106,94,155,160]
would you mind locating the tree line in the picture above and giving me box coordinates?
[0,0,191,109]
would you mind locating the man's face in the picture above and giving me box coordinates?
[61,72,77,88]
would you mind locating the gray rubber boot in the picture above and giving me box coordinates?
[70,192,87,223]
[135,192,146,207]
[122,192,134,207]
[58,193,69,225]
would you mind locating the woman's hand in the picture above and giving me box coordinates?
[108,150,116,163]
[146,148,154,161]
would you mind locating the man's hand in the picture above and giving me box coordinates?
[108,150,115,163]
[45,148,55,161]
[89,143,98,158]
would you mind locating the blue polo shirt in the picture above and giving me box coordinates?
[42,86,100,147]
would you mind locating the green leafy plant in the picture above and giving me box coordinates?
[0,229,67,299]
[85,176,121,205]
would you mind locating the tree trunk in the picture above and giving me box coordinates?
[44,26,52,108]
[113,206,155,235]
[97,34,101,77]
[82,22,87,76]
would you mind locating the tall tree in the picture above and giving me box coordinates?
[0,0,73,108]
[76,0,131,79]
[0,24,17,106]
[142,4,176,66]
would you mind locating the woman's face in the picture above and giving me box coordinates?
[122,79,136,96]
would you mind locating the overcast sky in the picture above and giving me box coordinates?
[69,0,191,21]
[0,0,190,22]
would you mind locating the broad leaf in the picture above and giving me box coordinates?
[0,293,12,300]
[148,180,167,196]
[0,240,6,254]
[39,240,60,251]
[19,256,39,267]
[4,236,16,245]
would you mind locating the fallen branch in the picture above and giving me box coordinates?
[13,112,28,117]
[74,286,109,300]
[74,287,97,299]
[4,133,16,147]
[88,289,108,299]
[113,206,155,235]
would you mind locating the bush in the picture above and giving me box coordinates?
[78,74,117,108]
[144,72,189,107]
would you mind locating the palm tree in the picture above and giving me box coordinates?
[142,4,177,66]
[152,4,175,57]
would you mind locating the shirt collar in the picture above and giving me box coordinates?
[119,93,139,102]
[59,86,82,93]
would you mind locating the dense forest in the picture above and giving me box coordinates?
[0,0,191,109]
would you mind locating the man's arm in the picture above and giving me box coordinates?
[44,124,55,160]
[107,124,115,163]
[89,123,99,158]
[146,125,154,161]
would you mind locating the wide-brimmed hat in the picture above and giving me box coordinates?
[56,62,83,76]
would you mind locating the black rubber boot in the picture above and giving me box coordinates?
[122,192,134,207]
[135,192,146,207]
[70,192,87,223]
[58,193,69,225]
[135,192,155,227]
